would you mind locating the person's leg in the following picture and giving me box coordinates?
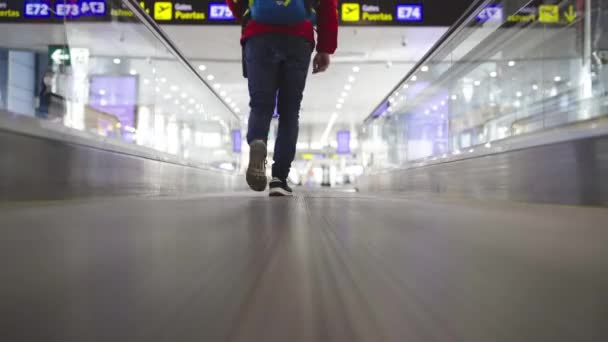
[244,34,282,191]
[272,37,313,181]
[245,35,281,144]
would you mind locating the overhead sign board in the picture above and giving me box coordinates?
[339,0,473,26]
[0,0,475,26]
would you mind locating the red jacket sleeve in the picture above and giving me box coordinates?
[226,0,243,22]
[316,0,338,54]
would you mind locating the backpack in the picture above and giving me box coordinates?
[244,0,317,25]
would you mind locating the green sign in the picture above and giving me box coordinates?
[48,45,71,66]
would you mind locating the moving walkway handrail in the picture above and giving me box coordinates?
[122,0,240,121]
[364,0,495,123]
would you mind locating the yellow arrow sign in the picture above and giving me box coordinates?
[564,5,577,23]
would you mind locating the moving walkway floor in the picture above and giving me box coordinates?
[1,191,607,342]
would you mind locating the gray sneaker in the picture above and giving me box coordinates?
[246,140,268,191]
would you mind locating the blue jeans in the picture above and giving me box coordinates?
[245,33,313,181]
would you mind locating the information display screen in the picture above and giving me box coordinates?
[1,0,475,26]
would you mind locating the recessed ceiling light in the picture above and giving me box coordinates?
[170,85,179,92]
[336,103,343,109]
[516,91,523,97]
[99,89,106,95]
[113,58,121,64]
[508,60,516,67]
[207,74,215,81]
[348,76,356,83]
[532,84,539,90]
[344,84,352,91]
[213,83,221,89]
[338,98,345,104]
[220,91,227,97]
[181,92,187,98]
[341,91,348,97]
[490,71,498,78]
[554,76,562,82]
[198,64,207,71]
[411,75,418,81]
[189,98,195,104]
[352,66,360,73]
[474,80,481,86]
[129,69,137,75]
[421,65,429,72]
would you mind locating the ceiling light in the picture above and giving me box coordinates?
[181,92,187,98]
[189,98,195,104]
[532,84,539,90]
[161,77,167,83]
[235,108,241,113]
[352,66,360,73]
[174,100,180,105]
[152,68,157,74]
[336,103,343,109]
[99,89,106,95]
[213,83,221,89]
[163,94,172,99]
[425,109,430,115]
[441,101,446,106]
[220,91,227,97]
[451,95,458,100]
[411,75,418,81]
[403,84,409,89]
[129,69,137,75]
[474,80,481,86]
[113,58,121,64]
[170,85,179,92]
[554,76,562,82]
[207,74,215,81]
[338,98,345,104]
[421,65,429,72]
[226,97,232,103]
[490,71,498,78]
[433,106,438,111]
[344,84,352,91]
[198,64,207,71]
[348,76,356,83]
[188,110,193,114]
[508,60,516,67]
[155,87,160,93]
[516,91,523,97]
[144,79,150,85]
[341,91,348,97]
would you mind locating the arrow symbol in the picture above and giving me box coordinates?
[51,49,69,64]
[564,5,577,23]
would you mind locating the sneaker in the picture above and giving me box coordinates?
[246,140,268,191]
[269,177,293,197]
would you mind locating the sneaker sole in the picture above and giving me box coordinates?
[269,187,293,197]
[246,141,267,192]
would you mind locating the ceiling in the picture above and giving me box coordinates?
[0,22,448,143]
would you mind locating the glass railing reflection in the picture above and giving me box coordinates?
[0,0,241,171]
[361,0,608,171]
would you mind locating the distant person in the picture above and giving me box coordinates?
[227,0,338,196]
[37,71,54,119]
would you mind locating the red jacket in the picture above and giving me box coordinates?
[226,0,338,54]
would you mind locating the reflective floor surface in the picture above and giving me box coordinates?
[1,191,607,342]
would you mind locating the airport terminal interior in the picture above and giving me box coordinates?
[1,0,607,341]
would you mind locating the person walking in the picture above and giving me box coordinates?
[226,0,338,196]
